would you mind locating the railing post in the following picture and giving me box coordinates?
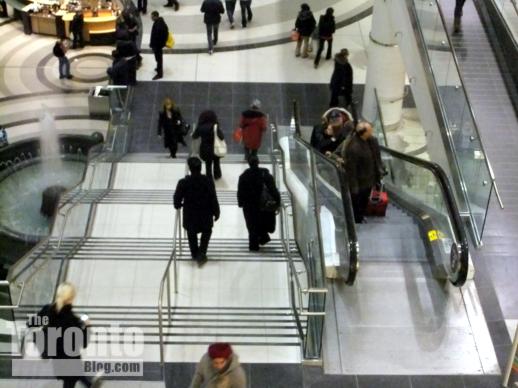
[166,272,172,326]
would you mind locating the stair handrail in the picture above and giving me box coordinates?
[379,145,469,286]
[158,208,182,366]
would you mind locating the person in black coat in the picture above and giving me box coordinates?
[27,282,99,388]
[201,0,225,55]
[453,0,466,33]
[329,48,353,108]
[107,49,131,85]
[294,3,316,58]
[192,110,224,180]
[70,11,84,49]
[150,11,169,80]
[310,108,352,154]
[343,122,383,223]
[158,97,186,158]
[174,157,220,266]
[314,8,335,68]
[237,155,280,251]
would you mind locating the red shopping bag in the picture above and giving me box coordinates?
[233,127,243,143]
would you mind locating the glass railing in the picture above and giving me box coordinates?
[408,0,503,244]
[493,0,518,42]
[3,86,133,355]
[373,91,470,286]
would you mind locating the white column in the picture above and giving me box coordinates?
[362,0,406,130]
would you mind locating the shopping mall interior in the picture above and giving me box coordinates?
[0,0,518,387]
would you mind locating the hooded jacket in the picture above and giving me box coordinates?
[310,108,353,154]
[239,109,267,150]
[295,9,316,37]
[190,353,246,388]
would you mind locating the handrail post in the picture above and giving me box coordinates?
[166,272,171,326]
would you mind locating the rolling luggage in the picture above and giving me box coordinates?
[366,185,388,217]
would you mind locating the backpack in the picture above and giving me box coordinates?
[259,171,279,213]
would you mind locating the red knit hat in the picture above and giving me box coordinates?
[208,343,233,359]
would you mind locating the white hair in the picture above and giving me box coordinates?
[55,282,76,312]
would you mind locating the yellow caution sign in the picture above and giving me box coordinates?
[428,230,438,241]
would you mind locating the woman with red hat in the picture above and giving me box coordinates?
[190,343,246,387]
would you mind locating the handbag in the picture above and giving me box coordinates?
[291,30,300,41]
[165,32,175,49]
[213,124,227,158]
[233,127,243,143]
[260,172,279,213]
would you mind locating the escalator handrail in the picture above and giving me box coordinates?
[380,144,469,286]
[291,100,359,285]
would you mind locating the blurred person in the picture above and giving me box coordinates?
[150,11,169,80]
[27,282,102,388]
[314,7,335,68]
[294,3,316,58]
[190,343,246,388]
[53,39,72,80]
[70,11,84,49]
[164,0,179,11]
[238,99,267,160]
[201,0,225,55]
[192,110,225,180]
[238,155,280,251]
[137,0,147,14]
[225,0,236,29]
[239,0,252,28]
[174,157,220,267]
[454,0,466,33]
[329,48,353,108]
[158,97,186,158]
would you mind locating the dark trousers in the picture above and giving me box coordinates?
[137,0,147,13]
[153,47,163,76]
[244,147,257,161]
[243,208,269,250]
[454,0,466,18]
[225,1,236,23]
[187,229,212,259]
[204,157,221,180]
[330,88,352,109]
[166,0,179,8]
[206,23,219,51]
[314,38,333,65]
[62,376,92,388]
[72,31,84,48]
[351,187,371,223]
[0,1,7,17]
[168,141,178,158]
[240,0,252,27]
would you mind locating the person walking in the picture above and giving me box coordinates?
[239,0,252,28]
[329,48,353,108]
[53,39,72,80]
[294,3,316,58]
[149,11,169,80]
[70,11,84,49]
[225,0,237,29]
[201,0,225,55]
[239,99,267,160]
[164,0,179,11]
[137,0,147,14]
[174,157,220,267]
[158,97,186,158]
[342,121,383,223]
[453,0,466,33]
[238,155,280,251]
[27,282,102,388]
[192,110,224,180]
[314,7,335,68]
[190,343,246,388]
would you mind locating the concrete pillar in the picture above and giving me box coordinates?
[362,0,406,130]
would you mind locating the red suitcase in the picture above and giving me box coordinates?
[366,187,388,217]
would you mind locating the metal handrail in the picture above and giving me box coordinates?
[158,209,182,366]
[432,0,504,210]
[0,281,25,310]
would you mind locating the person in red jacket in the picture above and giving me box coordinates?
[239,99,267,160]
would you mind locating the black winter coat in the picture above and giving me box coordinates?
[237,166,280,234]
[158,109,184,148]
[174,173,220,233]
[27,304,87,360]
[295,10,316,37]
[70,14,84,34]
[192,123,224,161]
[201,0,225,24]
[330,58,353,94]
[150,17,168,49]
[107,57,131,86]
[317,14,335,39]
[345,135,382,193]
[310,124,348,154]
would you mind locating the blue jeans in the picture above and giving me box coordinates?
[206,23,219,51]
[58,56,70,78]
